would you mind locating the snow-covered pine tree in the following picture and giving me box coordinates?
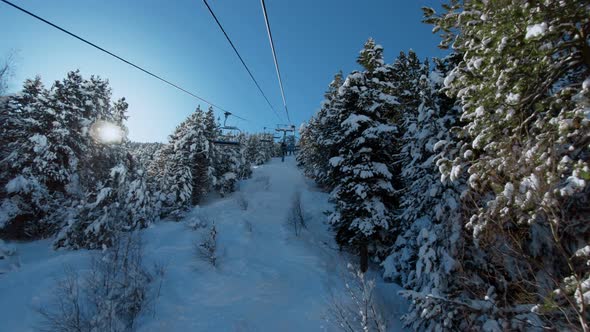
[56,162,127,249]
[258,133,274,164]
[123,157,158,230]
[188,107,212,205]
[236,132,252,179]
[297,121,313,167]
[0,76,77,239]
[328,39,398,272]
[426,1,590,329]
[160,142,193,218]
[148,144,174,215]
[383,54,469,331]
[54,76,156,249]
[387,50,424,121]
[245,134,270,166]
[211,129,251,196]
[203,106,220,191]
[157,107,210,216]
[296,71,344,190]
[211,145,237,196]
[245,134,259,165]
[128,142,165,169]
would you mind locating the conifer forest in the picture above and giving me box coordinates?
[0,1,589,331]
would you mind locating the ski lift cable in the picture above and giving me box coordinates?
[201,0,282,122]
[260,0,291,124]
[1,0,248,121]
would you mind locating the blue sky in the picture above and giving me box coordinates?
[1,0,445,142]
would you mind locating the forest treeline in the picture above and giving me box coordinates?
[297,1,590,330]
[0,70,276,249]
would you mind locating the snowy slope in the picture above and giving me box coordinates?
[0,157,408,331]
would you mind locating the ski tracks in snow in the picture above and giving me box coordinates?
[141,157,346,331]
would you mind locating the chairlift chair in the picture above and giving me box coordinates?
[275,124,296,144]
[260,127,274,143]
[212,111,241,146]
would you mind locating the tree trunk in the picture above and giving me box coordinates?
[360,243,369,273]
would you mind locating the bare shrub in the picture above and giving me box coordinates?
[243,219,253,233]
[325,263,387,332]
[287,191,307,236]
[37,233,164,332]
[188,212,212,230]
[196,224,218,267]
[236,194,249,211]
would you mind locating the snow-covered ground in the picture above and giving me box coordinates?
[0,157,408,331]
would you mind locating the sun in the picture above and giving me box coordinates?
[90,120,125,144]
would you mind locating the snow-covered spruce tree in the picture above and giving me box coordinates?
[123,158,158,230]
[55,82,157,249]
[297,71,344,190]
[212,146,237,196]
[387,50,425,121]
[383,54,470,331]
[245,133,271,166]
[211,132,251,196]
[203,106,220,191]
[56,160,128,249]
[328,39,398,272]
[159,146,192,218]
[426,1,590,330]
[157,107,210,216]
[0,72,118,241]
[187,107,213,205]
[0,76,68,239]
[128,142,165,169]
[237,132,253,179]
[260,136,275,163]
[245,134,260,165]
[0,70,156,248]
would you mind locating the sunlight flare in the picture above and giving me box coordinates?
[90,120,124,144]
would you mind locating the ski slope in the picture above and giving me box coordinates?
[0,157,408,331]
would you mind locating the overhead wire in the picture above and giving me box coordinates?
[260,0,291,124]
[201,0,282,122]
[0,0,248,121]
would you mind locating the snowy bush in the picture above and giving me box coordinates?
[196,224,218,267]
[187,212,212,231]
[287,191,306,237]
[0,239,19,274]
[38,233,164,332]
[242,219,253,233]
[326,263,386,332]
[236,193,248,211]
